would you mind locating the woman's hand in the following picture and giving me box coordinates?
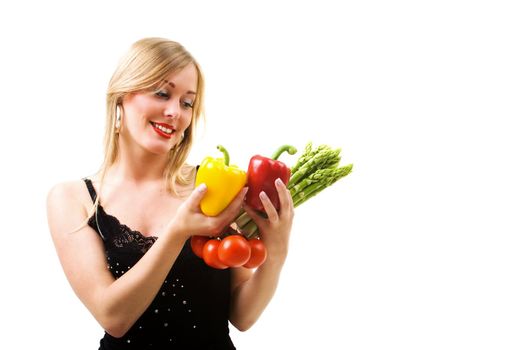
[243,178,294,265]
[167,184,248,240]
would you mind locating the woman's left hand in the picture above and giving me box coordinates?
[242,178,294,266]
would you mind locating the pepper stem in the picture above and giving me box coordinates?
[271,145,297,160]
[217,145,230,165]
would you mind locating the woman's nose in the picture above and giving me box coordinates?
[164,102,180,119]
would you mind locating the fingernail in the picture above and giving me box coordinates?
[259,191,268,199]
[197,183,207,192]
[275,178,284,186]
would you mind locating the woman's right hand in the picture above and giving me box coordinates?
[167,184,248,240]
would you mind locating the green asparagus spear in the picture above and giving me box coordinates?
[290,142,312,174]
[288,148,341,187]
[293,164,353,207]
[289,168,334,196]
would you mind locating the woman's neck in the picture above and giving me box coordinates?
[107,142,170,185]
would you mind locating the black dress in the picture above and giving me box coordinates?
[83,178,235,350]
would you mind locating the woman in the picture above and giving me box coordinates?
[47,37,294,349]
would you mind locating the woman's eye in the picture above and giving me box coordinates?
[182,100,194,109]
[155,90,169,99]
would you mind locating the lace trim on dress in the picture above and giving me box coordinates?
[88,206,158,254]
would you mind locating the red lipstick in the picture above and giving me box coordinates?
[150,122,174,139]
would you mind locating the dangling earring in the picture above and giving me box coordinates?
[115,105,122,133]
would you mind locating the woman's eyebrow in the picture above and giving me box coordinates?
[163,79,176,88]
[163,79,196,95]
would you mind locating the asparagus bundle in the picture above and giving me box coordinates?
[236,142,353,238]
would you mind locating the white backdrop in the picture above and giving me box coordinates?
[1,1,524,349]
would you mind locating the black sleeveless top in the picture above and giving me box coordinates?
[83,178,235,350]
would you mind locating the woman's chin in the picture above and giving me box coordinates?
[143,142,174,155]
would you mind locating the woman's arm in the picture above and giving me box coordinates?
[229,178,294,331]
[229,259,286,331]
[47,181,246,338]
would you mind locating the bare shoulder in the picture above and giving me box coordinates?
[48,179,83,194]
[48,179,91,204]
[47,179,93,236]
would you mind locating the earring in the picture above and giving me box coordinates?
[115,105,122,133]
[180,131,185,142]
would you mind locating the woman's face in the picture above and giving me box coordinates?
[120,64,198,155]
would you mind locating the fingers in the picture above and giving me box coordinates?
[259,191,279,222]
[275,178,293,215]
[187,183,208,210]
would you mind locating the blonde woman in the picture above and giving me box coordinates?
[47,37,294,349]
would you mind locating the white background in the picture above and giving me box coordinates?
[1,0,524,349]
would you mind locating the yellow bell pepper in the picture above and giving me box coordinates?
[195,145,247,216]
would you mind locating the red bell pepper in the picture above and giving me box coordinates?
[245,145,297,212]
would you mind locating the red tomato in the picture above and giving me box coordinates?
[218,235,251,267]
[243,238,268,268]
[190,235,209,258]
[202,239,228,269]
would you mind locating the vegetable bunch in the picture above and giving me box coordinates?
[191,142,353,269]
[235,142,353,238]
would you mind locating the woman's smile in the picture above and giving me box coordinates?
[150,121,176,139]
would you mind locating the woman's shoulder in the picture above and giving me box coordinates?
[47,179,93,216]
[48,179,88,198]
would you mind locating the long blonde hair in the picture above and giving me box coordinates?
[100,37,205,194]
